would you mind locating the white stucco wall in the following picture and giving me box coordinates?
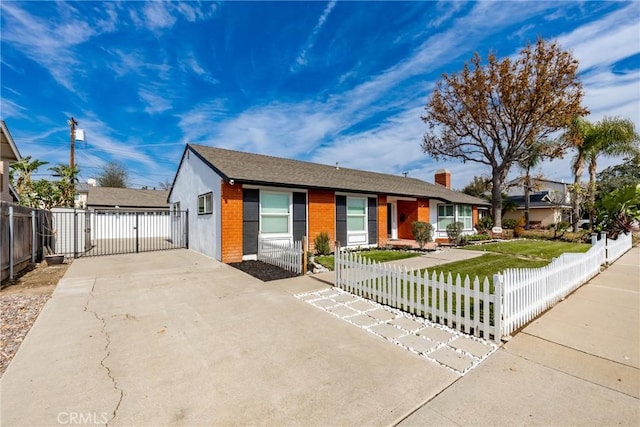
[169,150,222,260]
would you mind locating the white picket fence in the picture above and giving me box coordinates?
[257,238,303,274]
[499,234,606,337]
[334,233,633,343]
[334,248,502,341]
[605,232,632,264]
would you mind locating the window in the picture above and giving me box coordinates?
[437,204,473,230]
[173,202,181,217]
[261,191,290,234]
[456,205,473,230]
[437,204,454,230]
[347,197,366,233]
[198,193,212,215]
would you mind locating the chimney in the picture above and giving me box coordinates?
[435,169,451,189]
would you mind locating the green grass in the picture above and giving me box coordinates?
[315,249,420,271]
[360,250,422,263]
[463,239,590,260]
[422,253,549,286]
[316,255,334,270]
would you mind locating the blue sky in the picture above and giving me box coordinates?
[1,1,639,190]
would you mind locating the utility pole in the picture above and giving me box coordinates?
[68,117,78,168]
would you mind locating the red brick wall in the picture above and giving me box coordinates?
[377,195,387,247]
[308,189,336,252]
[472,206,479,229]
[417,198,430,223]
[221,182,243,263]
[435,171,451,189]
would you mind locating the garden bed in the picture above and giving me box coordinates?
[229,260,299,282]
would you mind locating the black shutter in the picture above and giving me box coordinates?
[336,195,347,247]
[243,189,259,255]
[292,192,307,242]
[368,197,377,244]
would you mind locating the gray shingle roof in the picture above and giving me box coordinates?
[188,144,489,206]
[87,187,169,208]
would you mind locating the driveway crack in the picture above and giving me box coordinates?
[84,279,124,426]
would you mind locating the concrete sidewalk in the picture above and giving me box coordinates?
[400,246,640,426]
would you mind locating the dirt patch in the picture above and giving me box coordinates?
[1,260,70,377]
[1,261,70,295]
[229,260,299,282]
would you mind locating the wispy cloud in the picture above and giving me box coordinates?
[138,88,173,115]
[179,51,219,85]
[0,2,104,96]
[291,1,337,72]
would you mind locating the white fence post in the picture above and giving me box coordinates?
[8,206,14,280]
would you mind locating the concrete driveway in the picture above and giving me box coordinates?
[1,249,460,426]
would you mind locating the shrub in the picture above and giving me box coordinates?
[502,218,518,229]
[467,234,490,241]
[476,216,493,234]
[313,231,331,255]
[446,221,464,245]
[514,216,526,238]
[411,221,433,249]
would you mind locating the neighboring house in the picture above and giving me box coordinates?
[168,144,489,263]
[86,187,170,212]
[74,179,97,209]
[0,121,21,203]
[504,177,572,227]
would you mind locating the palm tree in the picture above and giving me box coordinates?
[9,156,49,206]
[49,163,80,207]
[584,117,639,226]
[517,142,545,229]
[567,116,639,231]
[565,117,592,232]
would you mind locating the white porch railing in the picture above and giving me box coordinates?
[257,238,303,274]
[605,232,632,264]
[334,245,502,341]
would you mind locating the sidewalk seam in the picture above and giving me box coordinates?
[506,335,640,400]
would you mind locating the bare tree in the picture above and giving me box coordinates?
[422,38,587,227]
[97,161,128,188]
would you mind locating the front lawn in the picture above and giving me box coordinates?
[463,239,590,260]
[315,249,420,271]
[423,253,549,286]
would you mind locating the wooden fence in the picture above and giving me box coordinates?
[334,244,502,341]
[1,202,51,282]
[257,238,304,275]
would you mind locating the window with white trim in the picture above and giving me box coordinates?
[456,205,473,230]
[347,197,367,233]
[437,204,454,230]
[198,193,212,215]
[173,202,181,217]
[260,191,290,234]
[437,204,473,230]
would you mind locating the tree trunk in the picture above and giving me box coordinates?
[524,170,531,230]
[572,156,584,232]
[588,157,597,229]
[491,170,503,228]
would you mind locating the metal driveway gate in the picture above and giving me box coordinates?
[50,209,188,257]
